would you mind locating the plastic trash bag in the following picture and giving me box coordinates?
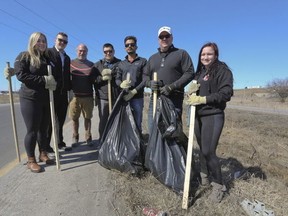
[145,95,187,194]
[98,91,145,174]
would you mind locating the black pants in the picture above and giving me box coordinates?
[194,112,224,184]
[97,98,110,139]
[47,91,68,147]
[20,97,50,157]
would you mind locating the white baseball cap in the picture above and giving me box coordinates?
[158,26,172,36]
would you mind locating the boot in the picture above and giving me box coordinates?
[39,151,55,165]
[208,182,227,203]
[27,157,42,173]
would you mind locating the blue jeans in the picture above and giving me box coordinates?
[129,97,144,132]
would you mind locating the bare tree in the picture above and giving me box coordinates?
[267,78,288,102]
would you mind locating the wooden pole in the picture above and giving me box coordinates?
[152,72,157,118]
[47,65,61,170]
[107,79,112,114]
[6,62,21,163]
[182,80,197,209]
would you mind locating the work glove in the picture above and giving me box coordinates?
[3,66,15,79]
[120,79,131,89]
[101,68,112,76]
[123,89,137,101]
[44,75,57,91]
[188,82,200,95]
[186,95,207,105]
[160,84,175,96]
[146,80,163,91]
[102,74,112,81]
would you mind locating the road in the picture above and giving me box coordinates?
[227,104,288,116]
[0,103,26,170]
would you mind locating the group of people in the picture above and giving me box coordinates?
[3,26,233,203]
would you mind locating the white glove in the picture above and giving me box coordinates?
[101,68,112,76]
[123,89,137,101]
[44,75,57,91]
[102,74,112,81]
[120,80,131,89]
[4,66,15,79]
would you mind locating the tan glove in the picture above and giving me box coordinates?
[101,68,112,76]
[120,80,131,89]
[102,74,112,81]
[188,82,200,95]
[44,75,57,91]
[123,89,137,101]
[4,66,15,79]
[186,95,207,105]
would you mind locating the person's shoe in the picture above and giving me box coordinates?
[71,134,80,147]
[86,136,93,147]
[39,151,55,165]
[58,142,67,149]
[46,146,55,153]
[27,157,42,173]
[208,182,227,203]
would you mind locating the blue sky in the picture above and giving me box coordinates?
[1,0,287,91]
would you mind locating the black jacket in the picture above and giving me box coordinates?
[47,47,71,93]
[196,61,234,116]
[15,51,49,101]
[94,57,121,101]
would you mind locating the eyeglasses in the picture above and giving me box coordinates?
[57,38,68,44]
[104,50,113,54]
[125,43,136,48]
[159,34,171,40]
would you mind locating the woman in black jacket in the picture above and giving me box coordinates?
[187,42,233,202]
[14,32,56,173]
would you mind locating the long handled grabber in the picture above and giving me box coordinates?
[153,72,157,118]
[6,62,21,163]
[47,65,61,170]
[182,80,197,209]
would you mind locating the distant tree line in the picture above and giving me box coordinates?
[267,78,288,102]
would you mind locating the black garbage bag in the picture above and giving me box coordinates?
[145,95,187,194]
[98,91,144,174]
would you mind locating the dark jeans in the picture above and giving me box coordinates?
[194,112,225,184]
[47,91,68,147]
[97,98,110,138]
[20,97,50,157]
[129,97,144,133]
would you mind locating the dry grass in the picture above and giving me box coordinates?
[110,89,288,216]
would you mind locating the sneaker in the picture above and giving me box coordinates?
[58,142,67,149]
[86,136,93,147]
[46,146,55,154]
[71,134,79,147]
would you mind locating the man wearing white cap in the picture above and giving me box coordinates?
[144,26,195,132]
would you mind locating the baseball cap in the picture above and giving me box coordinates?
[158,26,172,36]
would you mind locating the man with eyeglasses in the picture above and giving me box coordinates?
[116,36,147,133]
[46,32,72,155]
[94,43,121,140]
[144,26,195,133]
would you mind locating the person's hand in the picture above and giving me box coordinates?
[188,82,200,95]
[123,89,137,101]
[102,74,112,81]
[160,84,174,96]
[44,75,57,91]
[146,80,163,91]
[101,68,112,76]
[120,80,131,89]
[3,66,15,79]
[186,95,207,105]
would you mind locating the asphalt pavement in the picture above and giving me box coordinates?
[0,109,126,216]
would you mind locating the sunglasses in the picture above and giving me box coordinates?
[57,38,68,44]
[104,50,113,54]
[159,34,171,40]
[125,43,136,48]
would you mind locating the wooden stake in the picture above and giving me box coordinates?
[182,80,197,209]
[6,62,21,163]
[153,72,157,118]
[47,65,61,170]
